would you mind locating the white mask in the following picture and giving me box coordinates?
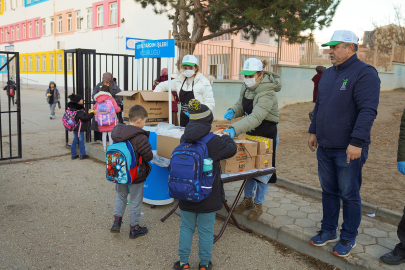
[183,70,195,78]
[244,77,256,88]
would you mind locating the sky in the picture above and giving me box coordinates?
[309,0,404,44]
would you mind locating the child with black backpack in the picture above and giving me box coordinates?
[171,99,237,270]
[110,105,153,239]
[66,94,94,160]
[46,81,60,119]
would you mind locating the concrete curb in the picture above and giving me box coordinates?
[277,177,402,223]
[216,208,381,270]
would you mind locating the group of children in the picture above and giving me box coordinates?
[64,89,236,269]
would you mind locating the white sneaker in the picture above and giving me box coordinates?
[102,146,107,152]
[50,115,53,119]
[52,115,56,119]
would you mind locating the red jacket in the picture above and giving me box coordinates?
[312,71,323,103]
[93,92,121,132]
[152,75,179,112]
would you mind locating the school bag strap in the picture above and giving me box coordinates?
[199,132,215,144]
[125,140,137,168]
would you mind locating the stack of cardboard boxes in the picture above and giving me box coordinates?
[246,135,273,170]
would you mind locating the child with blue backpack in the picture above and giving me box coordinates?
[93,85,121,152]
[110,105,153,238]
[66,94,94,160]
[172,99,237,270]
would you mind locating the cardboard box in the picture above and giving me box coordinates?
[255,154,273,169]
[234,140,258,157]
[220,158,255,174]
[156,135,181,159]
[118,90,173,125]
[246,135,273,155]
[211,117,246,140]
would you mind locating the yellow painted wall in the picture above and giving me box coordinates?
[19,50,73,75]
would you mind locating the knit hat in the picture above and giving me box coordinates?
[68,94,82,103]
[102,72,114,90]
[187,99,212,121]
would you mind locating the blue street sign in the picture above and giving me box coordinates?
[135,39,175,59]
[126,37,149,50]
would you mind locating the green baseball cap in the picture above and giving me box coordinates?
[239,58,263,75]
[182,55,198,66]
[321,30,359,47]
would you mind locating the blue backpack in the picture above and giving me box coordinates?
[168,133,215,202]
[105,141,141,184]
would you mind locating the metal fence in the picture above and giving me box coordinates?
[0,51,22,160]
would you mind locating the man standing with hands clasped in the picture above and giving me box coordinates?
[307,30,380,257]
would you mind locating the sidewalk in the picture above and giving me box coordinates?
[86,142,404,270]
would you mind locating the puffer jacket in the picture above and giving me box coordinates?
[111,124,153,183]
[67,102,94,132]
[93,92,121,132]
[92,82,122,105]
[178,112,237,213]
[153,72,215,111]
[230,71,281,135]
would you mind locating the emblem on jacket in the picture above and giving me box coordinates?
[340,79,348,90]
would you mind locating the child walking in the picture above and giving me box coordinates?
[67,94,94,160]
[110,105,153,238]
[93,85,121,151]
[173,100,237,270]
[46,81,60,119]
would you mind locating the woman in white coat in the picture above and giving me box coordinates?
[154,55,215,127]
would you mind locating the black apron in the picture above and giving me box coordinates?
[179,78,195,127]
[242,88,278,183]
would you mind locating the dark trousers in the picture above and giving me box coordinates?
[394,207,405,256]
[317,146,369,241]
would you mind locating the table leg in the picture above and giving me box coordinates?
[214,179,250,243]
[160,200,179,222]
[216,201,252,233]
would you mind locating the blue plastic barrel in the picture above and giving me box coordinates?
[142,126,174,205]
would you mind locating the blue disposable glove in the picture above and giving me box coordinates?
[224,109,235,121]
[276,132,279,152]
[398,161,405,175]
[185,112,190,117]
[223,128,235,138]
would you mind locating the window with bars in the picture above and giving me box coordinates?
[67,53,72,71]
[210,24,231,42]
[22,56,26,71]
[0,29,3,42]
[11,26,14,41]
[23,23,26,39]
[5,28,8,41]
[16,25,19,40]
[29,22,32,38]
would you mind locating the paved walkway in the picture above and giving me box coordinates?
[223,181,405,270]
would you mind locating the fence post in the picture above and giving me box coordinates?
[389,41,395,72]
[230,39,234,80]
[373,45,378,68]
[123,56,129,90]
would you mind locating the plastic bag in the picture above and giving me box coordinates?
[156,122,184,139]
[151,150,171,167]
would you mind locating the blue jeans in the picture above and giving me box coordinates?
[317,146,369,241]
[179,210,216,266]
[50,103,56,116]
[244,179,270,204]
[71,131,86,156]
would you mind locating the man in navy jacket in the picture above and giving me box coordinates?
[307,30,380,257]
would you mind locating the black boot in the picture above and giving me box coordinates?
[110,216,123,233]
[71,155,79,160]
[380,251,405,265]
[129,225,148,239]
[80,155,89,160]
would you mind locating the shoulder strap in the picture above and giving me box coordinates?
[199,132,215,144]
[125,140,137,168]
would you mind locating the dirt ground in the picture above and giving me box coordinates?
[277,88,405,213]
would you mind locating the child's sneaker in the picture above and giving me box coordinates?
[110,216,122,233]
[199,261,213,270]
[102,146,107,152]
[50,115,53,119]
[310,230,339,246]
[332,239,356,257]
[173,261,190,270]
[129,225,148,239]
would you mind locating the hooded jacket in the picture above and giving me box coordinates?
[312,70,323,103]
[92,82,122,105]
[45,81,60,104]
[3,80,16,96]
[67,102,94,132]
[93,92,121,132]
[111,124,153,183]
[178,113,237,213]
[153,72,215,111]
[230,71,281,135]
[309,54,380,148]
